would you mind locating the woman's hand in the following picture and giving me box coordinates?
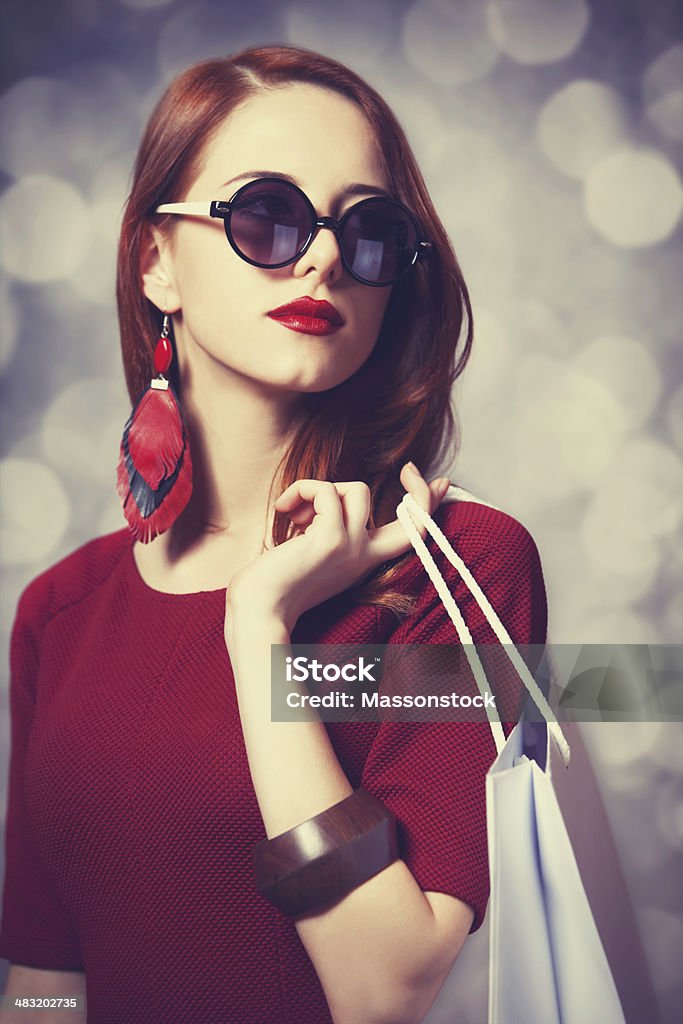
[225,463,451,638]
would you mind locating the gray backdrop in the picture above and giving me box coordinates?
[1,1,681,1021]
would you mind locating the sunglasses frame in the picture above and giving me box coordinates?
[156,176,433,287]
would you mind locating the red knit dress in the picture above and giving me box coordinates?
[0,497,547,1023]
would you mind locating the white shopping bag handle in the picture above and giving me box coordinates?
[396,490,571,768]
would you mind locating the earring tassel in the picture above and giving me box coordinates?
[116,382,193,544]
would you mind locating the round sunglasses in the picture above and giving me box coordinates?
[155,176,432,287]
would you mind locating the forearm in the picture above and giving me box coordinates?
[226,612,353,834]
[225,608,455,1024]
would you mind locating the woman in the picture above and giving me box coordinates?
[0,44,547,1024]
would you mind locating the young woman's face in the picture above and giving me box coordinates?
[154,84,395,395]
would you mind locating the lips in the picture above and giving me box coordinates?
[267,296,344,326]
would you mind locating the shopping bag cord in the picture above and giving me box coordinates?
[396,492,570,767]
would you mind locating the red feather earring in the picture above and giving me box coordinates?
[116,314,193,543]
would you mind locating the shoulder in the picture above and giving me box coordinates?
[398,484,544,590]
[14,528,132,635]
[384,484,547,646]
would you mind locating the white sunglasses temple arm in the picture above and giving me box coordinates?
[155,201,215,217]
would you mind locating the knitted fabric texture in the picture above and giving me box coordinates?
[0,498,547,1024]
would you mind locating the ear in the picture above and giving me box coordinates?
[140,222,181,314]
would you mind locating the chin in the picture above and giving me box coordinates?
[296,361,367,393]
[261,352,362,390]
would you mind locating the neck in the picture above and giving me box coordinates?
[170,345,307,545]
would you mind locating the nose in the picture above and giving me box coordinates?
[292,217,344,282]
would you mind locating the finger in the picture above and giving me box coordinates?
[273,480,315,510]
[273,498,315,537]
[286,503,315,525]
[366,467,451,565]
[273,480,344,535]
[428,477,451,514]
[278,481,374,540]
[332,482,372,546]
[399,462,432,514]
[399,464,451,537]
[366,506,431,565]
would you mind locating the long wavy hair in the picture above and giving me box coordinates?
[116,43,474,619]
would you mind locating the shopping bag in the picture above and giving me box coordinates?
[396,488,627,1024]
[486,721,626,1023]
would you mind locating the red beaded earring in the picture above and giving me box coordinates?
[116,313,193,543]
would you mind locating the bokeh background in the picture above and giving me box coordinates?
[1,0,681,1021]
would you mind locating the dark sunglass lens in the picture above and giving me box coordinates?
[229,181,311,265]
[342,200,418,283]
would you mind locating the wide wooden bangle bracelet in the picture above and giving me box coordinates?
[252,788,399,917]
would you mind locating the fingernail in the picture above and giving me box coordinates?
[405,461,420,476]
[435,477,450,494]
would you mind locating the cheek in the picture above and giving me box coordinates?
[175,234,257,332]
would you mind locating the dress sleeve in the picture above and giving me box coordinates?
[0,578,84,969]
[360,503,548,933]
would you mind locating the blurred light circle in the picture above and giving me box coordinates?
[98,500,128,537]
[390,94,445,169]
[581,438,683,575]
[0,175,91,282]
[643,43,683,106]
[434,130,512,233]
[448,214,518,308]
[607,439,683,538]
[60,61,140,164]
[566,606,658,643]
[586,722,663,768]
[638,908,683,992]
[0,276,18,372]
[666,383,683,451]
[654,781,683,852]
[0,67,138,182]
[89,158,131,210]
[285,0,395,71]
[579,723,661,797]
[581,503,659,578]
[512,356,628,495]
[505,299,570,359]
[69,197,120,306]
[661,592,683,644]
[486,0,589,65]
[571,334,661,432]
[452,404,510,492]
[458,307,514,410]
[0,457,70,564]
[643,43,683,142]
[552,373,627,484]
[583,147,683,247]
[646,90,683,143]
[157,2,277,83]
[402,0,499,86]
[537,531,611,643]
[537,80,628,180]
[41,378,128,487]
[0,77,79,179]
[647,723,683,772]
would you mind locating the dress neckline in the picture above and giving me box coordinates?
[124,536,227,600]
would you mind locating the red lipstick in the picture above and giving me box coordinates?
[267,296,344,336]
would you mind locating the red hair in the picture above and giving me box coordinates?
[116,43,473,616]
